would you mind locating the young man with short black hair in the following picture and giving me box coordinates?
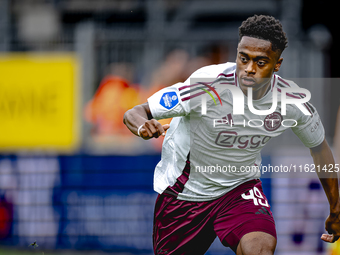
[124,15,340,255]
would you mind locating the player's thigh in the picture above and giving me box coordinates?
[213,180,277,251]
[153,193,216,255]
[236,231,276,255]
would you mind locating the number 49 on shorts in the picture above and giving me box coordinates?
[241,187,269,207]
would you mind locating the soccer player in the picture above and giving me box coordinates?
[123,15,340,255]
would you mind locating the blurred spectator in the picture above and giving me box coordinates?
[84,62,156,153]
[84,75,140,136]
[148,43,229,92]
[148,49,190,91]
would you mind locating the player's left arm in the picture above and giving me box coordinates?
[310,138,340,243]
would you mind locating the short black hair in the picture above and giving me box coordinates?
[239,15,288,54]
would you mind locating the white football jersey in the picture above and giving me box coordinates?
[148,62,324,201]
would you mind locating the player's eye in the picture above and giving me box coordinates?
[257,61,266,67]
[240,56,247,63]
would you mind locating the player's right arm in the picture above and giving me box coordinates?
[310,139,340,243]
[287,84,340,242]
[124,79,196,139]
[124,63,233,139]
[123,102,170,139]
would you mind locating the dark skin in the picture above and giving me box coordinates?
[311,139,340,243]
[123,103,169,139]
[236,36,283,99]
[124,36,340,254]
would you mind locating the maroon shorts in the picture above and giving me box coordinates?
[153,179,276,255]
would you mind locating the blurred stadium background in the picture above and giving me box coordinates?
[0,0,339,254]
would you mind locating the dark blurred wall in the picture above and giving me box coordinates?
[302,0,340,138]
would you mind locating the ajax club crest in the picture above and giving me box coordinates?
[264,112,282,131]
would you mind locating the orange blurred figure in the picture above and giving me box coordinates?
[85,75,140,136]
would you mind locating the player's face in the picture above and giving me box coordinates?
[236,36,283,98]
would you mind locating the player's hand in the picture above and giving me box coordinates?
[138,119,170,139]
[321,210,340,243]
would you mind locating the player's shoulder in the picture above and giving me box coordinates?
[276,74,301,90]
[275,75,309,101]
[275,74,315,118]
[188,62,236,79]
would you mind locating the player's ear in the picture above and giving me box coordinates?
[274,58,283,72]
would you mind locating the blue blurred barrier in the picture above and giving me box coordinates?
[0,154,271,254]
[54,155,160,253]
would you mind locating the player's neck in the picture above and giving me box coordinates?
[242,82,271,100]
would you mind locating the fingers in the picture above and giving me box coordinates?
[324,213,340,243]
[144,121,159,138]
[321,234,340,243]
[321,234,334,243]
[139,120,169,139]
[163,124,170,134]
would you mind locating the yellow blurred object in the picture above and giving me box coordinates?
[328,241,340,255]
[0,54,80,152]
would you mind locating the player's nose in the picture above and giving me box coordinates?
[245,61,256,74]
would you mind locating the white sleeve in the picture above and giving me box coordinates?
[147,63,235,120]
[147,83,190,120]
[291,104,325,148]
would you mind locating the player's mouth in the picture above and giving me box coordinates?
[241,77,256,86]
